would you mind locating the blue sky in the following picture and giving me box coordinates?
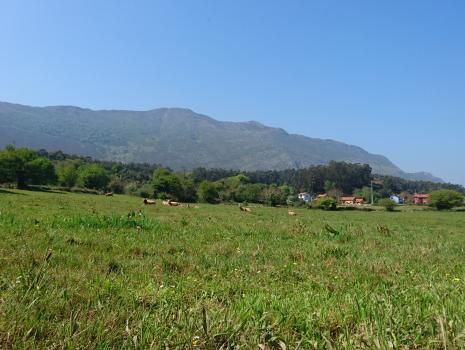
[1,1,464,184]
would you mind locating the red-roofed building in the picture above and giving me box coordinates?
[341,196,356,205]
[340,196,364,205]
[413,194,429,205]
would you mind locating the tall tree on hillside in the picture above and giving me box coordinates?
[26,157,57,185]
[197,180,219,204]
[178,173,198,202]
[57,160,80,187]
[324,180,336,193]
[0,145,56,188]
[77,164,110,190]
[152,168,183,199]
[261,185,287,206]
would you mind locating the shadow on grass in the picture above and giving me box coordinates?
[0,186,67,195]
[0,188,27,195]
[26,186,67,194]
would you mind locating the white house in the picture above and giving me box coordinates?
[390,195,404,204]
[298,192,312,202]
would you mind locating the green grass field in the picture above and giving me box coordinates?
[1,189,465,349]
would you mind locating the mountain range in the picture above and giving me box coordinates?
[0,101,442,182]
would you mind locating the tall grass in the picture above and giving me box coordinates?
[51,211,156,230]
[1,189,465,348]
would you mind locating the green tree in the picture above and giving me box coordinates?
[197,181,219,203]
[57,161,79,187]
[111,163,124,175]
[235,183,264,203]
[429,190,464,210]
[353,186,372,203]
[26,157,57,185]
[0,145,56,188]
[378,198,397,211]
[214,174,250,202]
[138,183,155,198]
[227,174,249,188]
[313,197,337,210]
[107,177,125,194]
[327,188,343,203]
[261,185,286,206]
[179,174,198,202]
[324,180,336,193]
[286,195,299,206]
[279,184,294,198]
[77,164,110,190]
[152,168,183,199]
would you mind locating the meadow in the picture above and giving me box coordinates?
[1,189,465,349]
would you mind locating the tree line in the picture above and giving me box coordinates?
[1,146,463,206]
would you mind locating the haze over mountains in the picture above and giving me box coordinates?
[0,101,442,182]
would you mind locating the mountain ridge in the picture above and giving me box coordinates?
[0,101,443,182]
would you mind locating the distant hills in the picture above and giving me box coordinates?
[0,101,443,182]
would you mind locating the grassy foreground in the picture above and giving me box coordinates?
[1,189,465,349]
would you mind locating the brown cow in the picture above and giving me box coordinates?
[239,205,251,212]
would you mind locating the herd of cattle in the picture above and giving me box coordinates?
[104,192,298,215]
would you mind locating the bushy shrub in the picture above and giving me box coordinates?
[124,182,155,198]
[0,145,57,188]
[261,186,286,207]
[138,184,155,198]
[77,164,110,190]
[178,176,197,202]
[26,157,57,185]
[152,168,182,200]
[286,195,299,206]
[235,184,263,203]
[57,161,79,187]
[107,177,125,194]
[429,190,464,210]
[378,198,396,211]
[124,182,139,196]
[313,197,337,210]
[197,181,219,204]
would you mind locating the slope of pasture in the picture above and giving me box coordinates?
[1,189,465,349]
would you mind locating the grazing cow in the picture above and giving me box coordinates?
[239,205,251,212]
[143,198,156,205]
[105,192,113,196]
[288,210,297,216]
[162,199,181,206]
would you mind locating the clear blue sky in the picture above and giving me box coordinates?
[1,1,464,184]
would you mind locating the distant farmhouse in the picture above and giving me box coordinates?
[315,194,328,200]
[313,194,364,205]
[413,193,429,205]
[298,192,312,202]
[340,196,364,205]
